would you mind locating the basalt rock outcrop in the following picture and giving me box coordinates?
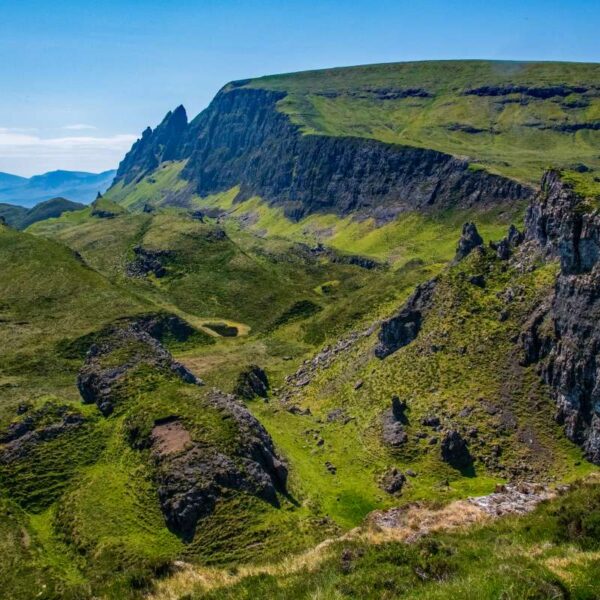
[234,365,269,399]
[77,324,201,416]
[114,87,533,220]
[522,170,600,463]
[117,105,189,185]
[440,430,472,469]
[374,278,437,359]
[153,390,288,540]
[455,222,484,261]
[490,224,524,260]
[77,320,287,540]
[125,245,172,278]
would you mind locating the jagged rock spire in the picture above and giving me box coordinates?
[455,222,483,261]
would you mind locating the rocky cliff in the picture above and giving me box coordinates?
[522,170,600,463]
[115,86,533,219]
[116,105,188,185]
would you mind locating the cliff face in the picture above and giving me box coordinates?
[523,171,600,463]
[115,87,533,219]
[115,105,188,185]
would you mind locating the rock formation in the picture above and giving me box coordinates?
[77,323,201,416]
[521,170,600,464]
[234,365,269,399]
[440,430,472,468]
[154,390,288,540]
[114,88,533,220]
[455,222,483,261]
[374,279,437,359]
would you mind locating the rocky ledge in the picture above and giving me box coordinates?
[77,317,287,541]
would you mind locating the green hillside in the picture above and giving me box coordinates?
[243,60,600,190]
[0,197,85,230]
[2,59,600,600]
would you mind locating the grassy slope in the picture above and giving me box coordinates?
[242,60,600,193]
[0,224,159,598]
[192,240,594,540]
[6,199,599,599]
[186,479,600,600]
[0,223,147,413]
[6,60,599,598]
[29,203,407,341]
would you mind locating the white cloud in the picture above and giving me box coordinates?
[0,128,137,176]
[62,124,98,131]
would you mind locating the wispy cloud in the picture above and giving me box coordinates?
[62,123,98,131]
[0,128,137,175]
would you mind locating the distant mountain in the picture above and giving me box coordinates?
[0,197,85,229]
[0,172,28,189]
[0,169,116,207]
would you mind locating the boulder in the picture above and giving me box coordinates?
[234,365,269,400]
[440,430,472,468]
[380,468,406,494]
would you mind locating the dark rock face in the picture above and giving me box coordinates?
[440,430,472,468]
[375,279,437,359]
[77,324,201,416]
[464,85,588,99]
[234,365,269,399]
[116,105,188,185]
[114,88,532,220]
[455,222,483,261]
[125,245,172,278]
[523,170,600,463]
[154,390,287,541]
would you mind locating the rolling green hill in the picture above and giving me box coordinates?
[0,197,85,230]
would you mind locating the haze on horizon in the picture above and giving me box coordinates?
[1,0,599,177]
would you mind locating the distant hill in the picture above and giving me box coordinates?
[0,169,116,207]
[0,197,85,229]
[0,172,28,189]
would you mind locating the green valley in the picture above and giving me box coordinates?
[1,58,599,600]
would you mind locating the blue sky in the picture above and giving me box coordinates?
[0,0,598,176]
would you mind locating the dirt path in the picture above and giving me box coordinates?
[147,483,555,600]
